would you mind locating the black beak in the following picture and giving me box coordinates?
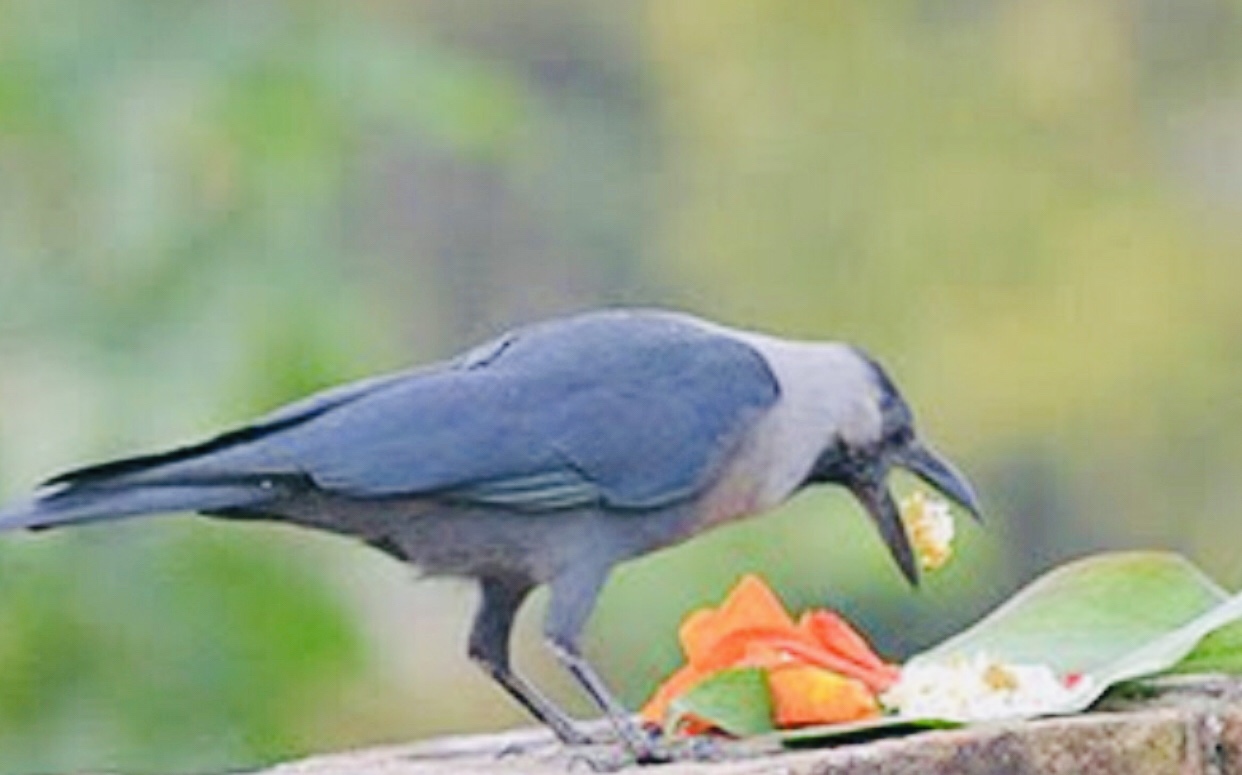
[847,472,919,586]
[846,440,981,588]
[891,440,983,522]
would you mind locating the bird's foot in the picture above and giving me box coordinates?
[630,732,737,765]
[495,739,631,773]
[570,726,763,770]
[492,720,624,764]
[497,718,770,770]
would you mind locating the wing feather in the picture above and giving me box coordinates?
[51,311,780,513]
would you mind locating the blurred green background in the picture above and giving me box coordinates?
[1,1,1241,772]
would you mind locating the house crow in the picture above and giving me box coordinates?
[0,309,981,761]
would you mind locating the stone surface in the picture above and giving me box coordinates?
[254,677,1242,775]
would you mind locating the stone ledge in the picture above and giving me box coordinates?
[257,677,1242,775]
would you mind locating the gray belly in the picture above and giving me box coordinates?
[256,490,702,584]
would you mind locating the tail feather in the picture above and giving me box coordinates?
[0,482,275,532]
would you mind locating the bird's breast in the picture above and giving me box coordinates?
[694,466,789,531]
[690,396,827,533]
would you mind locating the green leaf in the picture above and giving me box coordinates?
[916,551,1242,713]
[777,714,960,746]
[918,551,1227,676]
[779,552,1242,746]
[667,667,774,737]
[1091,591,1242,691]
[1169,620,1242,675]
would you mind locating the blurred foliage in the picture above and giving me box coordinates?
[0,527,361,773]
[1,0,1242,773]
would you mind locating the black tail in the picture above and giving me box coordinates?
[0,480,278,532]
[0,403,326,532]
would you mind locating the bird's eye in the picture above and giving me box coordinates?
[887,426,914,447]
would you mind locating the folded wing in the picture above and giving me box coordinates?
[30,311,781,519]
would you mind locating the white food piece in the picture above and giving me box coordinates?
[883,653,1089,722]
[900,491,955,571]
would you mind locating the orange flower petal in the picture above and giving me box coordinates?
[672,714,716,736]
[639,662,709,726]
[739,640,799,670]
[768,665,880,728]
[799,611,883,669]
[691,626,811,671]
[677,609,718,666]
[681,574,796,667]
[798,611,901,690]
[704,627,895,692]
[643,574,897,733]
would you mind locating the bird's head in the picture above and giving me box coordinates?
[805,348,982,586]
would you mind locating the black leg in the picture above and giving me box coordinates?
[546,635,740,767]
[543,569,663,762]
[545,637,664,760]
[469,575,591,745]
